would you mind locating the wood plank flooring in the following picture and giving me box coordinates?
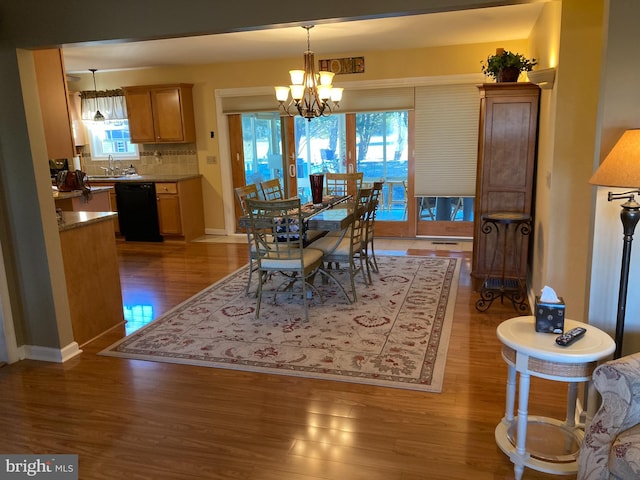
[0,239,578,479]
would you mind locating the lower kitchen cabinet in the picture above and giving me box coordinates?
[89,176,204,241]
[108,188,119,234]
[83,182,120,234]
[156,183,182,235]
[58,212,125,346]
[54,187,112,213]
[155,177,205,241]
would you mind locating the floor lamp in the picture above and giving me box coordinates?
[590,129,640,359]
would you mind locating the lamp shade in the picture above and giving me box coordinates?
[590,129,640,188]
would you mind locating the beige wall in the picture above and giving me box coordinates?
[529,1,561,304]
[69,40,530,233]
[589,0,640,356]
[549,0,604,320]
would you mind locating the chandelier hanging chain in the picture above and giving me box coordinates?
[274,25,343,121]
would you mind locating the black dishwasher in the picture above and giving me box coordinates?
[115,183,163,242]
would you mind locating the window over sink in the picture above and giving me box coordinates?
[85,119,139,161]
[80,90,139,161]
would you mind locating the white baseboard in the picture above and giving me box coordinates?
[22,342,82,363]
[205,228,227,235]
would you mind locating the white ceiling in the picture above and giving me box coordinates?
[62,3,546,74]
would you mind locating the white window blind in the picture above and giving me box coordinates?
[221,94,279,114]
[414,84,479,197]
[338,87,414,113]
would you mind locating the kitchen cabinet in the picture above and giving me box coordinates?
[107,184,120,234]
[80,182,120,234]
[68,92,87,147]
[54,186,112,213]
[155,177,204,241]
[122,84,196,143]
[156,182,182,235]
[58,212,125,346]
[88,176,204,241]
[33,48,75,159]
[471,83,540,290]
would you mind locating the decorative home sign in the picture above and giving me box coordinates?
[319,57,365,75]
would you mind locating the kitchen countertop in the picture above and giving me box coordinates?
[52,185,113,201]
[86,173,202,183]
[57,211,118,232]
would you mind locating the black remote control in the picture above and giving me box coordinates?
[556,327,586,346]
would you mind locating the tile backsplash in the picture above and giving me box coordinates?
[81,143,199,176]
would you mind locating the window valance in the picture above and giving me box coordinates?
[80,89,128,121]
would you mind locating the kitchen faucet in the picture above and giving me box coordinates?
[100,155,121,176]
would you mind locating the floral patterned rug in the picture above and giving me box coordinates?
[101,256,460,392]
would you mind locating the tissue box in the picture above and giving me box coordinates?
[535,296,565,333]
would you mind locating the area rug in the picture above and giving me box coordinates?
[101,255,460,392]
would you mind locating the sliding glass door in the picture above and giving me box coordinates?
[239,112,284,189]
[355,111,413,236]
[230,109,472,238]
[229,110,413,236]
[293,114,346,203]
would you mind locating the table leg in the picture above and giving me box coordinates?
[514,372,530,480]
[565,382,578,427]
[504,364,516,423]
[585,380,599,428]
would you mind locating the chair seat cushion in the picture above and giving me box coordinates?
[312,236,351,256]
[261,247,323,270]
[305,229,326,243]
[609,424,640,479]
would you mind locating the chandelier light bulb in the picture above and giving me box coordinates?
[275,86,290,102]
[290,84,305,100]
[289,70,305,85]
[319,71,334,86]
[317,84,332,100]
[330,88,344,103]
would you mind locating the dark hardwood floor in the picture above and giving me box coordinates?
[0,239,577,479]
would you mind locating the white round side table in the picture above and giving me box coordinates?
[495,316,615,480]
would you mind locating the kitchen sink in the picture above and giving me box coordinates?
[87,174,142,180]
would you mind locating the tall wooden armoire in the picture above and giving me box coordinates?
[471,83,540,291]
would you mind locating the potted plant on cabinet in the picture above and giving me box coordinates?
[481,48,537,82]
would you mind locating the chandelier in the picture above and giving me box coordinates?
[275,26,343,121]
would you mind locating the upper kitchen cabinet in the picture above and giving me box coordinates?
[122,84,196,143]
[68,92,87,147]
[33,49,76,159]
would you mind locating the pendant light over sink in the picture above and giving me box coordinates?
[89,68,105,122]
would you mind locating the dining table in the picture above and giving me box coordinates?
[239,194,354,234]
[239,194,357,303]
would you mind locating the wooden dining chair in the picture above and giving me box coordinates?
[245,197,325,321]
[259,178,284,200]
[310,188,373,303]
[325,172,363,197]
[234,184,260,295]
